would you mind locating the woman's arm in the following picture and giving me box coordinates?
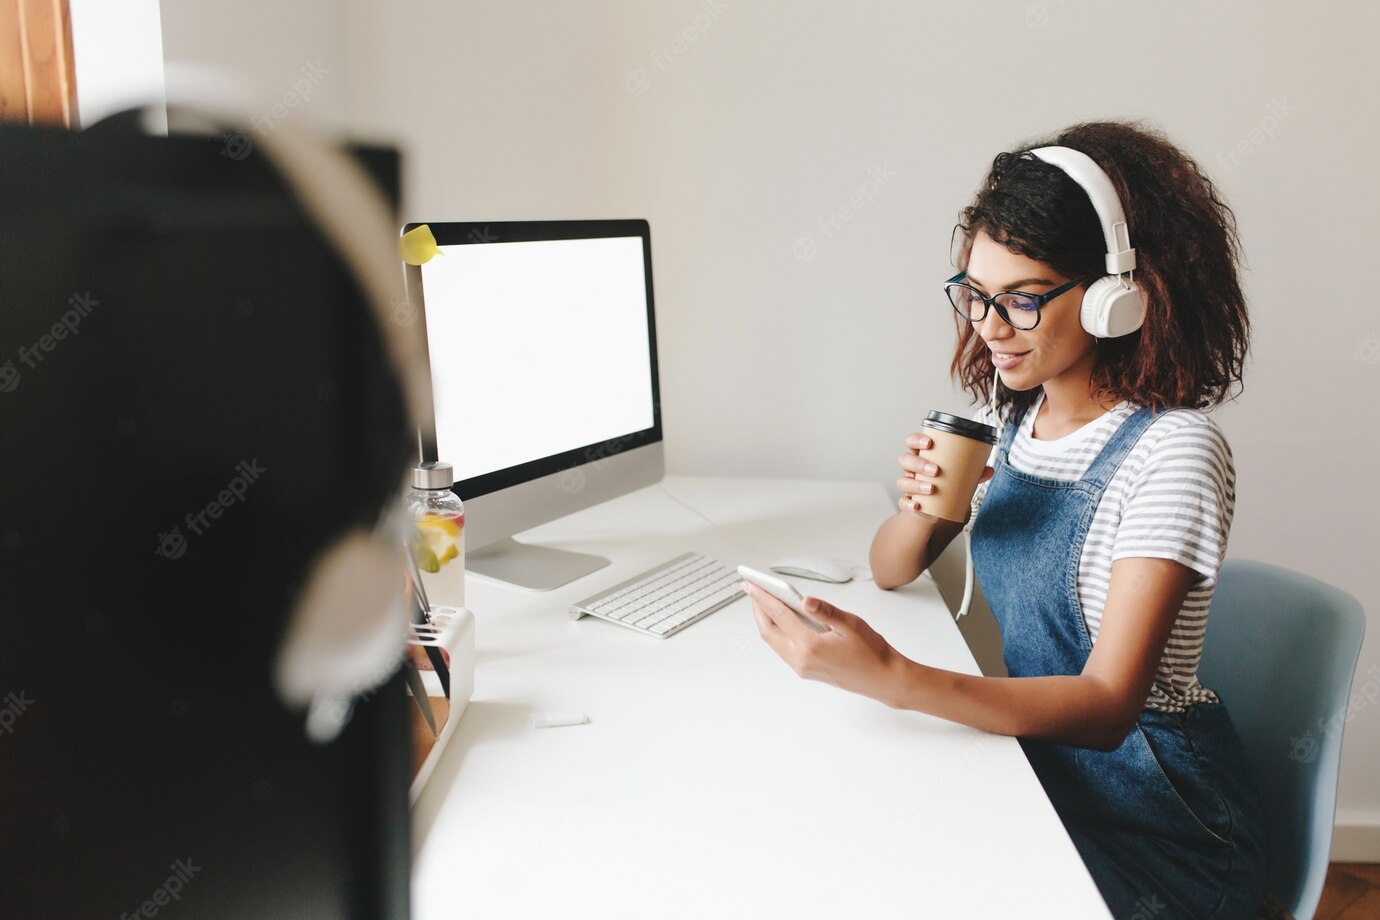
[892,556,1195,749]
[868,510,965,590]
[888,557,1192,750]
[871,428,994,590]
[745,555,1196,752]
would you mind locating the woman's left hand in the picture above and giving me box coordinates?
[742,581,910,708]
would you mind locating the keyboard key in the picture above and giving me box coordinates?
[571,553,741,637]
[663,611,695,628]
[680,595,727,621]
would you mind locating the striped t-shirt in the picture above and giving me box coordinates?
[969,390,1235,713]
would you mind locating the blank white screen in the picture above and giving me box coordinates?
[420,235,655,482]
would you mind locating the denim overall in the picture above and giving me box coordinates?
[969,402,1267,919]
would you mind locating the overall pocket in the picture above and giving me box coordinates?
[1073,717,1234,849]
[1133,718,1235,848]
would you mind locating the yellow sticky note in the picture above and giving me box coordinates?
[400,224,444,266]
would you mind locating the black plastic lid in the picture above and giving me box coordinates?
[923,411,1000,445]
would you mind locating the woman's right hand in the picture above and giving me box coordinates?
[896,433,941,517]
[895,433,993,518]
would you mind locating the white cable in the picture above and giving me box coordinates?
[957,532,976,620]
[655,482,872,579]
[654,481,778,560]
[956,366,1001,619]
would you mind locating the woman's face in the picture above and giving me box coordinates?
[964,229,1095,392]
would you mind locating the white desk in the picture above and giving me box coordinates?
[411,476,1110,919]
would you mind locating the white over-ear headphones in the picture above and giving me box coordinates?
[1023,146,1146,339]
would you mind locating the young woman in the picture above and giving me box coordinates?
[743,121,1273,918]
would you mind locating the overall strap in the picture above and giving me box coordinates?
[997,401,1029,459]
[1081,405,1168,490]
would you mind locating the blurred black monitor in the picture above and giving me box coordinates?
[0,114,413,920]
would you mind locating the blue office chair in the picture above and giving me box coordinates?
[1198,559,1366,920]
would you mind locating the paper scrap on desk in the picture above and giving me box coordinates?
[530,711,589,729]
[400,224,443,265]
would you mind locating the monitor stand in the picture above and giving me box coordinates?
[465,537,610,591]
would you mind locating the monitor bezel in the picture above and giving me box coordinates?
[404,219,663,502]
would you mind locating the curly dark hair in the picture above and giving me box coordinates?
[949,120,1249,415]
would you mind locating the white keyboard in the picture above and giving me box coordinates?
[569,552,745,638]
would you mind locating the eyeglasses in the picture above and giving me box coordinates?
[943,270,1090,331]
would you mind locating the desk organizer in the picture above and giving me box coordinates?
[406,605,475,803]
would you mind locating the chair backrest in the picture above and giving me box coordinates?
[1198,559,1366,919]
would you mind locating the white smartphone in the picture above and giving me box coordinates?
[737,565,828,633]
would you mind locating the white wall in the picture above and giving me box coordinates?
[159,0,351,134]
[70,0,167,130]
[161,0,1380,854]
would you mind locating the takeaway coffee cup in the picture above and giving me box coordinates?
[916,410,1000,522]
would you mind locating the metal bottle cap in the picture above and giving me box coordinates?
[412,462,455,490]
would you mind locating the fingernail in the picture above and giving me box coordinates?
[924,463,937,475]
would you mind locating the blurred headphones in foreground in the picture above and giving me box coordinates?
[1022,146,1146,339]
[128,92,433,744]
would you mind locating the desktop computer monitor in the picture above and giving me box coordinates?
[406,219,664,591]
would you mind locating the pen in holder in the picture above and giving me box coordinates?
[408,605,475,708]
[402,542,475,785]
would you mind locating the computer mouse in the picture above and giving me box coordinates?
[768,555,856,584]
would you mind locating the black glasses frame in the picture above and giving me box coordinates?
[943,270,1090,331]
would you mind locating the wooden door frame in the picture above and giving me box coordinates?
[0,0,78,127]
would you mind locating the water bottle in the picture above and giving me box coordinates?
[406,462,465,609]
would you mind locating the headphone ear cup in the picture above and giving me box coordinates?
[274,527,409,743]
[1080,275,1146,338]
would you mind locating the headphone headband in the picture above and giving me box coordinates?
[1023,146,1136,276]
[137,99,423,743]
[1016,144,1146,339]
